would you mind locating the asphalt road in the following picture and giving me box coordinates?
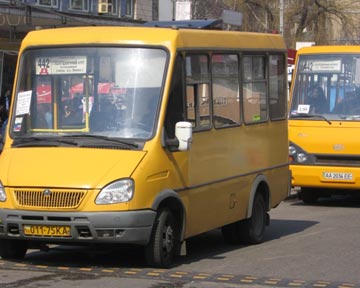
[1,193,360,288]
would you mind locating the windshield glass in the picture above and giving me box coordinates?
[290,54,360,121]
[10,47,167,141]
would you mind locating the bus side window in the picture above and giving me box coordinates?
[242,55,268,123]
[185,54,210,130]
[243,83,266,122]
[269,54,287,120]
[212,54,241,128]
[186,85,196,127]
[165,55,185,139]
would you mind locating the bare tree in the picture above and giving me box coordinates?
[191,0,278,32]
[191,0,360,47]
[287,0,360,46]
[191,0,226,19]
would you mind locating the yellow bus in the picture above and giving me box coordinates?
[0,21,290,267]
[289,45,360,204]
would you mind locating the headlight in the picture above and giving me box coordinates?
[0,181,6,202]
[95,178,134,204]
[289,145,297,156]
[297,152,308,163]
[288,141,312,164]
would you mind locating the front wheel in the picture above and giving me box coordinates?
[145,208,176,268]
[0,239,28,259]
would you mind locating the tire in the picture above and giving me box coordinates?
[299,188,319,204]
[222,193,267,245]
[0,239,28,259]
[145,208,176,268]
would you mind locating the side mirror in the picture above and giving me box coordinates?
[175,121,192,151]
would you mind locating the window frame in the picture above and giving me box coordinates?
[211,52,241,129]
[124,0,134,17]
[269,53,287,121]
[241,53,269,125]
[34,0,58,8]
[69,0,90,12]
[184,53,211,132]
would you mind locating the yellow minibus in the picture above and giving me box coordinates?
[0,21,290,267]
[289,45,360,204]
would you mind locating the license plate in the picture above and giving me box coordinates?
[23,225,71,237]
[322,172,353,181]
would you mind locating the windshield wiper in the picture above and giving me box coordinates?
[290,113,332,125]
[62,134,139,148]
[12,136,79,147]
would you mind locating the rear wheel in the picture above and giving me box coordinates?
[222,193,267,245]
[0,239,28,259]
[145,208,176,268]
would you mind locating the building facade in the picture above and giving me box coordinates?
[0,0,160,96]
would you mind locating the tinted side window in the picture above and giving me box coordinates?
[269,54,286,120]
[212,54,240,128]
[185,54,210,130]
[165,55,185,139]
[242,55,267,123]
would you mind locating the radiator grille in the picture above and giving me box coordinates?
[314,154,360,167]
[14,189,86,208]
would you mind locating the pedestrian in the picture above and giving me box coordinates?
[1,89,10,114]
[0,89,11,136]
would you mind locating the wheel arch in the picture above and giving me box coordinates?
[246,174,271,219]
[151,189,186,242]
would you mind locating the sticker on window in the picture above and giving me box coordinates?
[35,56,87,75]
[13,117,23,132]
[16,90,32,116]
[297,104,310,114]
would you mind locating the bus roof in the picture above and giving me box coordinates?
[20,26,286,52]
[297,45,360,55]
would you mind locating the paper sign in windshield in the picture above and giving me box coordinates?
[16,90,32,116]
[297,104,310,114]
[36,56,87,75]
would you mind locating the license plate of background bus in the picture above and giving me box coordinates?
[24,225,71,237]
[322,172,353,181]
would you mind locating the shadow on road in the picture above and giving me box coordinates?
[290,193,360,208]
[264,218,317,241]
[178,217,317,265]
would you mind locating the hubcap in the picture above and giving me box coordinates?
[163,225,174,254]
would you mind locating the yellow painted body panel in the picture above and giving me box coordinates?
[183,121,289,237]
[289,119,360,189]
[0,148,145,189]
[295,45,360,55]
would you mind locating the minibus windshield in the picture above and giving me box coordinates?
[290,54,360,121]
[10,47,167,141]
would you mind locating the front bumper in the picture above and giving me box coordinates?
[0,209,156,245]
[290,165,360,189]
